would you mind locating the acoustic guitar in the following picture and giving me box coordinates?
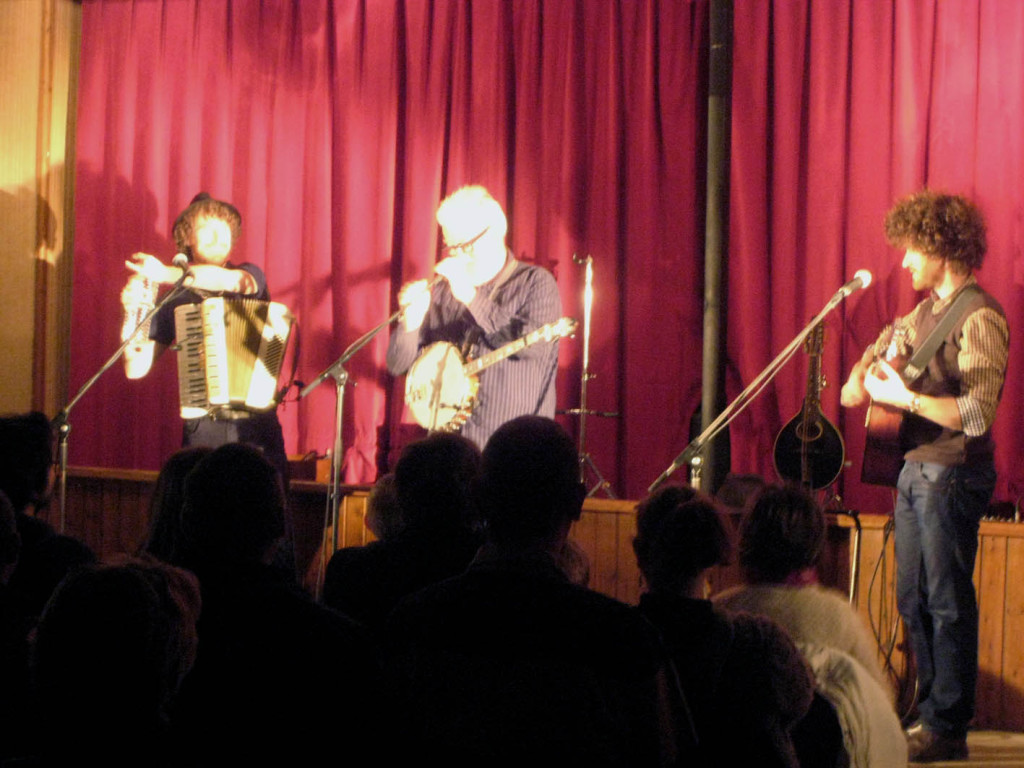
[773,324,845,490]
[860,323,910,487]
[405,316,577,432]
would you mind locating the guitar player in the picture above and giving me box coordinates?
[387,185,562,449]
[840,191,1008,763]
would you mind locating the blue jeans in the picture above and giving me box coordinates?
[894,460,995,738]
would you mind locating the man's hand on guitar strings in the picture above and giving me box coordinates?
[863,359,913,410]
[840,353,872,408]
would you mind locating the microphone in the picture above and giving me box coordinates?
[836,269,872,298]
[171,253,193,285]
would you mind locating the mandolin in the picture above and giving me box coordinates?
[773,324,845,489]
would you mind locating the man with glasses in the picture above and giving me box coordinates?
[387,185,562,449]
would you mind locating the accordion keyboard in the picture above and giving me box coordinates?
[172,304,210,419]
[173,297,293,418]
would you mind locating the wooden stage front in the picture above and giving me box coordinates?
[58,466,1024,733]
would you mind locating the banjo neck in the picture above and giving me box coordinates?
[463,317,578,376]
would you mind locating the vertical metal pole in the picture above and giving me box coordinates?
[700,0,733,493]
[578,257,593,479]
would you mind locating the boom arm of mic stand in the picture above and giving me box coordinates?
[53,273,194,533]
[648,287,849,493]
[301,306,403,399]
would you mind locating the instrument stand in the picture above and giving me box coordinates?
[301,300,406,595]
[565,255,619,498]
[53,272,193,534]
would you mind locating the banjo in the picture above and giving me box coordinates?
[405,316,577,432]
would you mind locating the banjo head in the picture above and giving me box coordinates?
[405,341,478,432]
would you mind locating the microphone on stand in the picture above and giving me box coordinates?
[835,269,873,298]
[171,253,192,282]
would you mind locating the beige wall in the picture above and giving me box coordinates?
[0,0,80,415]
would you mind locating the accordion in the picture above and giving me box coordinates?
[173,297,294,419]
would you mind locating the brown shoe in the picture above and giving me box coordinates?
[907,727,968,763]
[904,722,925,739]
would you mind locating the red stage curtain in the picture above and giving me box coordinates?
[730,0,1024,513]
[70,0,708,496]
[71,0,1024,508]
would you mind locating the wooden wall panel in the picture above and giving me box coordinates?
[976,533,1007,730]
[1001,537,1024,732]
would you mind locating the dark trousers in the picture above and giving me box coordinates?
[894,459,995,737]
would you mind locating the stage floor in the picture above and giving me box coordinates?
[934,731,1024,767]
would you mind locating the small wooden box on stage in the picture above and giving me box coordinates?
[173,297,294,418]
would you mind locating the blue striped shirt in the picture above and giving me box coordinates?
[387,257,562,448]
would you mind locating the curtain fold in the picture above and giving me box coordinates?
[71,0,1024,507]
[71,0,709,498]
[730,0,1024,512]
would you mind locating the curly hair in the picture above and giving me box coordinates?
[172,192,242,257]
[884,190,987,273]
[738,484,824,584]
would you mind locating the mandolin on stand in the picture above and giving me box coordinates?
[773,324,845,490]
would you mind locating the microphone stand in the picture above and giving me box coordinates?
[300,300,407,590]
[649,279,862,493]
[563,254,619,497]
[52,269,193,534]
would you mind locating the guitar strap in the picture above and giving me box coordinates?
[902,284,981,382]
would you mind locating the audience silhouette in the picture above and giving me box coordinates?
[0,413,95,618]
[385,416,669,766]
[634,485,815,767]
[169,443,382,765]
[141,446,212,563]
[323,432,482,632]
[29,559,201,767]
[714,484,907,768]
[0,405,925,766]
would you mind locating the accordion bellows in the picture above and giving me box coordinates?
[173,297,293,419]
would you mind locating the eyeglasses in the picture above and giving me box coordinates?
[443,225,491,257]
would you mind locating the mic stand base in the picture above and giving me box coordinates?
[580,452,617,499]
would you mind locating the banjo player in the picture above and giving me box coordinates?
[386,185,562,449]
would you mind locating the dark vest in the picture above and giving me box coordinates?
[901,282,1005,466]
